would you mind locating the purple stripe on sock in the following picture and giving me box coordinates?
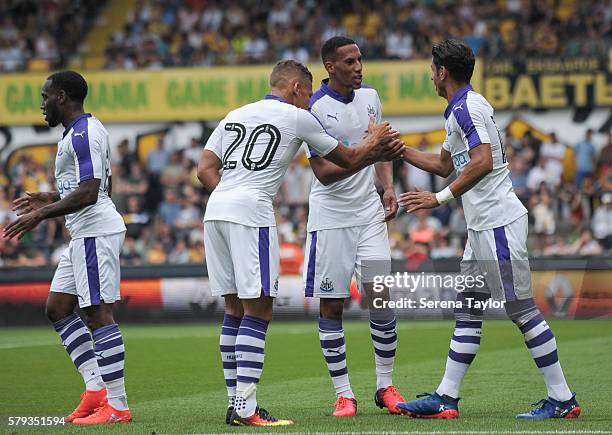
[73,350,96,368]
[235,344,264,354]
[101,369,124,382]
[66,333,92,354]
[236,360,264,369]
[370,334,396,345]
[329,367,348,377]
[97,352,125,367]
[54,313,79,332]
[374,348,396,358]
[449,349,476,364]
[324,353,346,364]
[319,317,342,331]
[535,350,559,368]
[237,375,260,384]
[526,328,554,349]
[519,315,544,333]
[60,321,86,341]
[452,334,481,344]
[320,337,344,349]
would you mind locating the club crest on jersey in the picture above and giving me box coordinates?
[367,104,377,118]
[274,278,279,292]
[320,278,334,292]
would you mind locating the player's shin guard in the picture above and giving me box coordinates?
[436,292,485,399]
[93,324,128,411]
[369,310,397,390]
[220,314,241,409]
[235,315,269,418]
[507,299,572,402]
[53,313,104,391]
[319,318,354,398]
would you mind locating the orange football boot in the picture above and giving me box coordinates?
[72,402,132,424]
[65,388,107,422]
[230,407,294,426]
[375,385,406,414]
[332,396,357,417]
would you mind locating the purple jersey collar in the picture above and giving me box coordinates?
[62,113,92,138]
[263,94,289,104]
[444,85,473,119]
[319,79,355,104]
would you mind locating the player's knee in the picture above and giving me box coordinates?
[504,298,540,325]
[320,299,344,320]
[45,304,71,323]
[454,291,486,321]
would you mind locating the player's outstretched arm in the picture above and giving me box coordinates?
[398,144,492,213]
[12,191,60,216]
[322,120,404,171]
[197,149,222,192]
[402,145,454,177]
[3,179,100,240]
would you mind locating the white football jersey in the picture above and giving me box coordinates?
[442,85,527,230]
[55,114,126,239]
[305,80,385,231]
[204,95,338,227]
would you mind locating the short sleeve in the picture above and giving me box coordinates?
[442,138,450,152]
[204,121,225,159]
[72,124,102,182]
[454,101,491,149]
[297,109,338,158]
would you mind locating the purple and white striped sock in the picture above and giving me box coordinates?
[220,314,241,408]
[370,318,397,390]
[234,315,268,418]
[93,324,128,410]
[516,314,572,401]
[436,320,482,399]
[53,313,103,391]
[319,318,354,398]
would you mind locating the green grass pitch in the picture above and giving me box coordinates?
[1,319,611,434]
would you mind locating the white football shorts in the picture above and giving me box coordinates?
[50,232,125,308]
[303,221,391,298]
[204,220,280,299]
[461,214,532,301]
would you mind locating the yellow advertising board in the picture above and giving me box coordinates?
[0,60,453,125]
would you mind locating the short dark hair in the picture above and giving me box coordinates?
[321,36,356,62]
[270,60,312,87]
[47,70,88,103]
[432,39,475,84]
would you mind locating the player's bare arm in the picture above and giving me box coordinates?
[398,143,492,213]
[401,145,454,177]
[3,179,100,240]
[12,190,60,215]
[316,119,403,174]
[374,162,398,222]
[197,149,222,191]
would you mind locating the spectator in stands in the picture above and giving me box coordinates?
[540,132,565,188]
[158,189,182,227]
[509,155,529,202]
[184,137,203,165]
[147,137,170,175]
[121,237,144,266]
[570,228,603,256]
[574,129,596,187]
[597,131,612,177]
[160,151,187,194]
[592,192,612,251]
[123,196,150,239]
[281,158,311,209]
[168,238,191,264]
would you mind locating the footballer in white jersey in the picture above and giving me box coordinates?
[396,39,578,420]
[197,60,402,426]
[302,36,406,418]
[4,71,132,423]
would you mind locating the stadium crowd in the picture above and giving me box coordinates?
[1,0,610,71]
[1,129,611,268]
